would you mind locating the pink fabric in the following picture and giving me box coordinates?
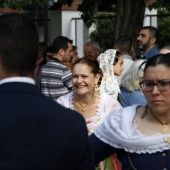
[34,58,44,79]
[112,155,122,170]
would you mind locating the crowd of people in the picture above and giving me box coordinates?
[0,12,170,170]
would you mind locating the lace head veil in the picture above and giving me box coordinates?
[97,49,120,99]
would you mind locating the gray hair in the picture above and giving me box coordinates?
[121,59,146,91]
[84,41,100,53]
[161,45,170,50]
[159,45,170,54]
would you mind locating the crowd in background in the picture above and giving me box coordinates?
[31,25,170,169]
[1,12,170,170]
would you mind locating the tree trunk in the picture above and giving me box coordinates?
[114,0,146,57]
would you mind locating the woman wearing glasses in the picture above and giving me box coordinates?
[90,53,170,170]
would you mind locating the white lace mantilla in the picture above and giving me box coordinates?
[97,49,120,99]
[94,104,170,154]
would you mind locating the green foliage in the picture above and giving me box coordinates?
[88,1,170,51]
[148,0,170,11]
[90,13,115,52]
[78,0,102,28]
[157,7,170,48]
[0,0,73,10]
[0,0,49,10]
[59,0,73,6]
[1,0,170,50]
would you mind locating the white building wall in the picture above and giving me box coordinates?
[46,10,87,58]
[43,7,158,57]
[143,7,157,27]
[61,11,86,58]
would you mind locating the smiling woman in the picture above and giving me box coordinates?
[56,56,122,170]
[57,56,121,132]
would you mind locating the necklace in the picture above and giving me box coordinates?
[149,108,170,133]
[75,95,95,112]
[127,152,137,170]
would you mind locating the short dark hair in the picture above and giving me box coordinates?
[52,36,73,54]
[72,45,77,51]
[69,45,77,63]
[114,36,132,54]
[0,13,39,76]
[38,42,48,60]
[144,53,170,73]
[141,26,158,44]
[113,51,123,65]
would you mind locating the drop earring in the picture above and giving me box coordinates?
[94,84,99,97]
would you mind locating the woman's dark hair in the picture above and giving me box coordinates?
[113,51,123,65]
[44,45,53,63]
[139,60,147,71]
[144,53,170,73]
[69,45,77,63]
[72,55,103,86]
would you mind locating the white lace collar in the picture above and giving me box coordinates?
[94,105,170,154]
[69,91,108,135]
[68,91,102,120]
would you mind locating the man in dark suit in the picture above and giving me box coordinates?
[0,13,95,170]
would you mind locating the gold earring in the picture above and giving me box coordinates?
[94,84,98,92]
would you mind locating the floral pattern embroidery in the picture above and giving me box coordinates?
[98,49,120,99]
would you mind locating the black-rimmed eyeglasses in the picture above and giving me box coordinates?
[140,80,170,92]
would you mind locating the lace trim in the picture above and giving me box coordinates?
[69,92,107,135]
[94,105,170,154]
[98,49,120,99]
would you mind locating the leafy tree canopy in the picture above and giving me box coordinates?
[78,0,170,28]
[1,0,169,50]
[0,0,73,10]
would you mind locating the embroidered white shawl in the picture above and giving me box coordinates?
[94,105,170,154]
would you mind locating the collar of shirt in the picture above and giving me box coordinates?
[50,56,63,64]
[0,77,35,85]
[144,46,159,60]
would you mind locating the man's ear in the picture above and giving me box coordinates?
[150,37,156,45]
[59,48,65,56]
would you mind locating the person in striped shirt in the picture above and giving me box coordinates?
[41,36,73,99]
